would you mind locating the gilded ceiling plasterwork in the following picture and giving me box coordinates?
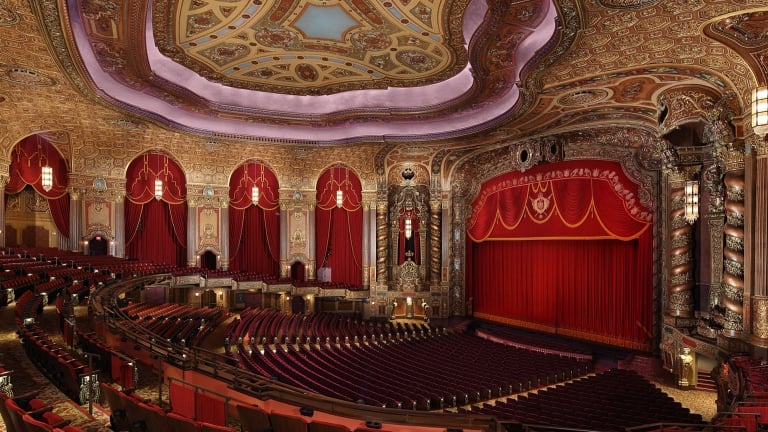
[153,0,467,95]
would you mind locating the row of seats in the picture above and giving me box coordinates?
[1,389,84,432]
[17,324,94,404]
[239,331,590,410]
[100,383,237,432]
[230,307,438,349]
[119,302,227,347]
[469,369,702,431]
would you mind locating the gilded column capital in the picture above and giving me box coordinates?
[0,175,8,188]
[749,134,768,157]
[376,202,388,213]
[429,200,441,213]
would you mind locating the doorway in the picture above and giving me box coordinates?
[290,261,305,282]
[89,236,108,256]
[200,251,217,270]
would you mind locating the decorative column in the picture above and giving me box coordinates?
[220,201,229,271]
[428,199,441,288]
[187,198,197,267]
[750,138,767,341]
[307,201,316,279]
[114,195,125,258]
[375,202,388,286]
[667,171,696,318]
[279,200,289,278]
[723,160,745,336]
[0,175,7,247]
[68,189,83,252]
[361,198,374,290]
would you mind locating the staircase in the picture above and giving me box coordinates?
[696,369,717,392]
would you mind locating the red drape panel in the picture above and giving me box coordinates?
[125,199,186,265]
[229,162,279,274]
[8,135,70,237]
[316,166,362,287]
[169,382,196,419]
[229,205,279,274]
[125,153,186,265]
[468,160,654,351]
[467,161,651,241]
[196,393,226,425]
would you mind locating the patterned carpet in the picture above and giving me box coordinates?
[0,303,112,431]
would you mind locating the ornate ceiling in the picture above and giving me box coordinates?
[0,0,766,183]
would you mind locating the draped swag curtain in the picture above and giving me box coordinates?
[7,135,70,238]
[125,152,187,266]
[228,161,280,275]
[316,166,363,287]
[466,160,653,351]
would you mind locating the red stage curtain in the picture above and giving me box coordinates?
[7,135,70,237]
[228,162,279,275]
[467,160,653,351]
[316,166,362,287]
[467,161,652,241]
[124,153,186,266]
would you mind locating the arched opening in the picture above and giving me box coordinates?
[200,251,217,270]
[89,235,108,256]
[290,261,305,282]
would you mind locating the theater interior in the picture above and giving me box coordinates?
[1,0,768,431]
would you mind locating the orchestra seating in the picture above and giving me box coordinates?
[238,329,590,410]
[118,302,227,347]
[469,368,703,431]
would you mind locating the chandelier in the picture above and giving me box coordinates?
[38,135,53,192]
[41,165,53,192]
[684,180,699,224]
[336,189,343,208]
[753,86,768,137]
[153,153,165,200]
[252,185,260,206]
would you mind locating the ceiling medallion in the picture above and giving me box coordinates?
[558,89,610,106]
[0,2,20,26]
[0,66,56,87]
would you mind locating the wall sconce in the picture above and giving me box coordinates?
[336,189,343,208]
[752,86,768,137]
[405,217,412,239]
[684,180,699,224]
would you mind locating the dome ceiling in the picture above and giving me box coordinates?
[62,0,557,143]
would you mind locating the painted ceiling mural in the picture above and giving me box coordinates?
[155,0,466,94]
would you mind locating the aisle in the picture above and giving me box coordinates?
[0,303,111,432]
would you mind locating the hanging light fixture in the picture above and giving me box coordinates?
[154,154,163,200]
[252,185,260,206]
[38,135,53,192]
[753,86,768,138]
[684,180,699,224]
[336,188,343,208]
[405,217,412,239]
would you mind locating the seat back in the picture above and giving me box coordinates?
[236,404,272,432]
[5,398,28,432]
[22,413,55,432]
[269,412,309,432]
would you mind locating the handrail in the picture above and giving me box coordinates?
[91,274,499,432]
